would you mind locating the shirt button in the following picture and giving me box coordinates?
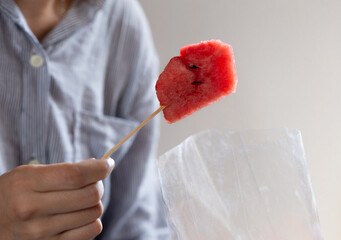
[28,158,40,165]
[29,54,44,68]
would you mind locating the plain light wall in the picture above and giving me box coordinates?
[139,0,341,239]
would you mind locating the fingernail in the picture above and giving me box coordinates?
[107,158,115,169]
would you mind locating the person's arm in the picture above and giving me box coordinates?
[97,1,168,239]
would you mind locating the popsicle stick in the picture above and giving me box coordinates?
[102,105,166,159]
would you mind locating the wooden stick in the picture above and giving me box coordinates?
[102,105,166,159]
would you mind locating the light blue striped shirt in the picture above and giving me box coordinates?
[0,0,168,239]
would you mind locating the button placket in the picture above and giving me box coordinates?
[20,48,49,165]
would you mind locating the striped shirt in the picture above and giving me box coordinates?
[0,0,168,239]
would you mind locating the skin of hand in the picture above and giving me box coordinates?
[0,158,115,240]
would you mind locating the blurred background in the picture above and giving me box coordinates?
[139,0,341,239]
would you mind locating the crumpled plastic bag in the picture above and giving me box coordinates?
[157,129,323,240]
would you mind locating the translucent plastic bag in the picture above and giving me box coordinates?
[157,129,323,240]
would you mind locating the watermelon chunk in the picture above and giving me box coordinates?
[155,39,238,123]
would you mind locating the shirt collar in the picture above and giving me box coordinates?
[0,0,21,21]
[0,0,106,47]
[42,0,106,47]
[0,0,35,40]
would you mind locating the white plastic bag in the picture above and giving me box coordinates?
[158,129,323,240]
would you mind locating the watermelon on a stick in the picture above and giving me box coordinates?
[102,39,237,158]
[156,39,237,123]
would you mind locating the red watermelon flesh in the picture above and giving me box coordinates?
[155,39,237,123]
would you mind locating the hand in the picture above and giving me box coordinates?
[0,158,115,240]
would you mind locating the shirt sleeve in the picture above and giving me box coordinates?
[96,1,169,239]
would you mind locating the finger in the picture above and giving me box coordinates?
[43,202,103,237]
[57,219,103,240]
[18,203,103,240]
[35,181,104,215]
[32,158,114,192]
